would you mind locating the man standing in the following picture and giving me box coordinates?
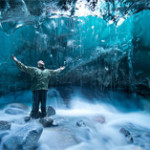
[12,55,65,119]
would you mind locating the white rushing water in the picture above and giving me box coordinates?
[39,89,150,150]
[0,89,150,150]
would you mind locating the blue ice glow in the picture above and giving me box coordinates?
[0,10,150,94]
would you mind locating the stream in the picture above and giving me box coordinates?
[0,87,150,150]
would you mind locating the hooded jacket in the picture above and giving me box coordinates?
[16,61,62,91]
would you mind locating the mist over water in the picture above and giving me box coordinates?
[0,87,150,150]
[40,88,150,150]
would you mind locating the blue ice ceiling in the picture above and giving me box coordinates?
[0,0,150,96]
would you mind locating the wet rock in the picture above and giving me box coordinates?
[6,103,28,111]
[3,123,43,150]
[5,108,25,115]
[120,128,133,143]
[120,123,150,148]
[39,118,54,127]
[0,132,9,143]
[24,116,31,122]
[4,103,29,115]
[39,126,79,149]
[76,120,86,127]
[76,119,95,133]
[46,106,56,117]
[51,117,66,126]
[23,127,43,150]
[0,121,11,130]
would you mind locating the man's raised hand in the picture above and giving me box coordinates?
[12,54,18,62]
[60,66,65,70]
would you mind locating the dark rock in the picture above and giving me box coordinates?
[39,118,53,127]
[120,128,133,143]
[24,116,31,122]
[46,106,56,117]
[4,103,29,115]
[119,123,150,148]
[76,120,86,127]
[3,123,43,150]
[6,103,28,111]
[0,121,11,130]
[120,128,130,136]
[5,108,25,115]
[23,127,43,150]
[0,132,9,143]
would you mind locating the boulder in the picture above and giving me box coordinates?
[0,121,11,130]
[0,132,9,143]
[76,120,86,127]
[46,106,56,117]
[5,108,25,115]
[6,103,28,111]
[24,116,31,122]
[39,118,53,127]
[120,128,133,143]
[4,103,29,115]
[3,123,43,150]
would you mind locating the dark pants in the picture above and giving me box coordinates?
[30,90,47,118]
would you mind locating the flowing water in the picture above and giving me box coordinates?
[0,88,150,150]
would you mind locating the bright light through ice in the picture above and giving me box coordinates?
[117,18,125,26]
[75,0,91,16]
[74,0,104,17]
[16,23,23,29]
[0,11,2,19]
[108,20,114,25]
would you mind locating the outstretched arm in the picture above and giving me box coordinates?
[49,66,65,76]
[12,54,36,75]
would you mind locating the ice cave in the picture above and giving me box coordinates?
[0,0,150,150]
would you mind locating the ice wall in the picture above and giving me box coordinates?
[0,0,150,96]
